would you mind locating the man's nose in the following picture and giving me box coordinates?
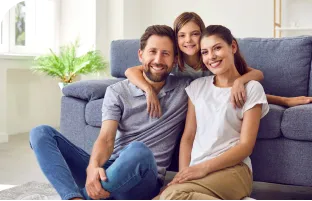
[154,52,164,63]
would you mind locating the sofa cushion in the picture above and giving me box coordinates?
[63,79,124,101]
[281,104,312,141]
[238,36,312,97]
[110,39,141,78]
[257,104,284,139]
[85,99,103,127]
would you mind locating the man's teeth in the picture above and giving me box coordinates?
[152,66,164,71]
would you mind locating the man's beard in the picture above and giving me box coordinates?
[143,63,169,82]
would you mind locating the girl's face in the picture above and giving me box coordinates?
[177,21,201,57]
[200,35,237,75]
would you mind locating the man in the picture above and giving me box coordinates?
[30,25,190,200]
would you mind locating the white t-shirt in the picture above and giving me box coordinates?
[185,75,269,171]
[171,62,211,80]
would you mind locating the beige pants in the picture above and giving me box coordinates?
[156,163,252,200]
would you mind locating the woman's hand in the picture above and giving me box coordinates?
[146,88,162,118]
[167,164,208,185]
[231,78,246,108]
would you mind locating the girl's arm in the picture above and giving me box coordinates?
[125,65,150,92]
[231,67,264,108]
[125,66,162,117]
[178,98,197,171]
[267,94,312,107]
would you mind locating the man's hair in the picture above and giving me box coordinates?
[140,25,177,55]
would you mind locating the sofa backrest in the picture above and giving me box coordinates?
[238,36,312,97]
[110,39,140,78]
[110,37,312,97]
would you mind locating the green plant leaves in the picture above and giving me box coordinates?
[31,40,108,83]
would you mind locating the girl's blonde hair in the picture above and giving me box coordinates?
[173,12,206,71]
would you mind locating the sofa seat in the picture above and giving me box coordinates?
[282,104,312,141]
[86,99,103,127]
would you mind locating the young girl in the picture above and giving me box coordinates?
[125,12,264,118]
[157,25,269,200]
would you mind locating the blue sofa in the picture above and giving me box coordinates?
[61,36,312,187]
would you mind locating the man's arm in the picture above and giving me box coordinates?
[85,120,118,199]
[89,120,118,168]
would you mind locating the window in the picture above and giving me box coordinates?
[0,0,59,55]
[0,12,9,53]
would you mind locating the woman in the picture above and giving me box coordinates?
[125,12,264,118]
[157,25,269,200]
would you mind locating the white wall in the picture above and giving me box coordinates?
[139,0,274,38]
[0,57,61,137]
[60,0,96,51]
[123,0,142,39]
[281,0,312,37]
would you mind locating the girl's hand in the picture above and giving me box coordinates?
[167,164,208,185]
[231,79,246,108]
[285,96,312,107]
[146,89,162,118]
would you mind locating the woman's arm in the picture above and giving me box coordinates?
[231,67,264,108]
[179,98,197,171]
[267,94,312,107]
[125,66,162,117]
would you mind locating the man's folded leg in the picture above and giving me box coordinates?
[82,141,162,200]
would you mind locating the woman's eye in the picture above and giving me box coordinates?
[201,51,208,55]
[178,35,185,38]
[214,46,221,51]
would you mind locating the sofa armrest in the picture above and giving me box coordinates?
[62,78,124,101]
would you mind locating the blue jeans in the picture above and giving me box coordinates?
[29,125,161,200]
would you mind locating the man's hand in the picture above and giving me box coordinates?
[85,165,110,199]
[231,79,246,109]
[285,96,312,107]
[167,164,208,186]
[146,88,162,118]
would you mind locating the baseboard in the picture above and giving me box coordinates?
[0,133,8,143]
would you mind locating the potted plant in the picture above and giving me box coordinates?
[31,40,108,89]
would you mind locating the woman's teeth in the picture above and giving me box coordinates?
[210,61,221,68]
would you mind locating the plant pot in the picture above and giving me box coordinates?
[58,82,69,90]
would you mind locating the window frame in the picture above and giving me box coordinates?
[0,12,9,53]
[0,0,60,55]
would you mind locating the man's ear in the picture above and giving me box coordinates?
[138,49,143,62]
